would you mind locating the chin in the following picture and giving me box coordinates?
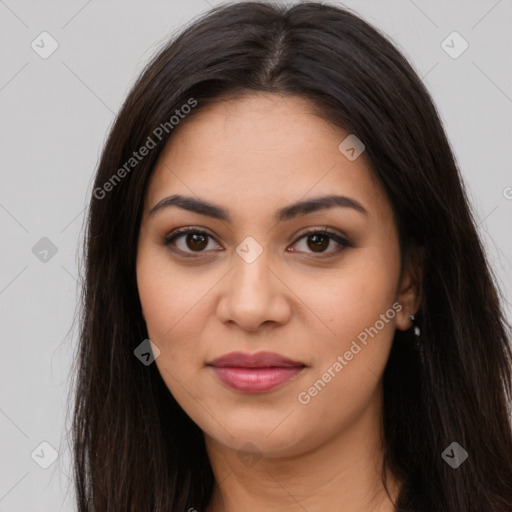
[203,416,312,458]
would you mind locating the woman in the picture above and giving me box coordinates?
[71,1,512,510]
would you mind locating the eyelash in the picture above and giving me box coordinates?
[161,226,353,259]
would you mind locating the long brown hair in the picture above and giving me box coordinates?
[70,2,512,510]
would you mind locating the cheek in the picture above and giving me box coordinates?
[311,260,399,343]
[137,251,208,343]
[292,272,399,443]
[300,250,400,405]
[136,251,219,404]
[137,258,207,403]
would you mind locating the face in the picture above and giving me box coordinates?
[136,93,418,459]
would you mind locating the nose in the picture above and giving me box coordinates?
[216,249,292,333]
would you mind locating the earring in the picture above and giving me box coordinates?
[409,312,423,356]
[409,313,421,337]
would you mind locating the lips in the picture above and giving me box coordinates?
[207,351,305,368]
[206,351,306,393]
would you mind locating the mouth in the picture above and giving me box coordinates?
[206,351,307,393]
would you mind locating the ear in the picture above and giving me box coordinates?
[395,245,424,331]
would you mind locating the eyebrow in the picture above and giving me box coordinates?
[148,193,368,222]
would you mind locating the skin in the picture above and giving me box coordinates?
[136,93,422,512]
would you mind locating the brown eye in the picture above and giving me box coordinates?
[163,228,219,256]
[291,228,352,257]
[184,232,209,251]
[163,226,352,259]
[306,233,330,252]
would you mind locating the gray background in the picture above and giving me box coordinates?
[1,0,511,510]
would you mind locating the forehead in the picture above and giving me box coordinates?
[144,93,388,223]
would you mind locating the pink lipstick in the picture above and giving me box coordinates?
[207,351,306,393]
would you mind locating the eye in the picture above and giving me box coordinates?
[162,227,220,257]
[290,227,352,257]
[161,226,352,258]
